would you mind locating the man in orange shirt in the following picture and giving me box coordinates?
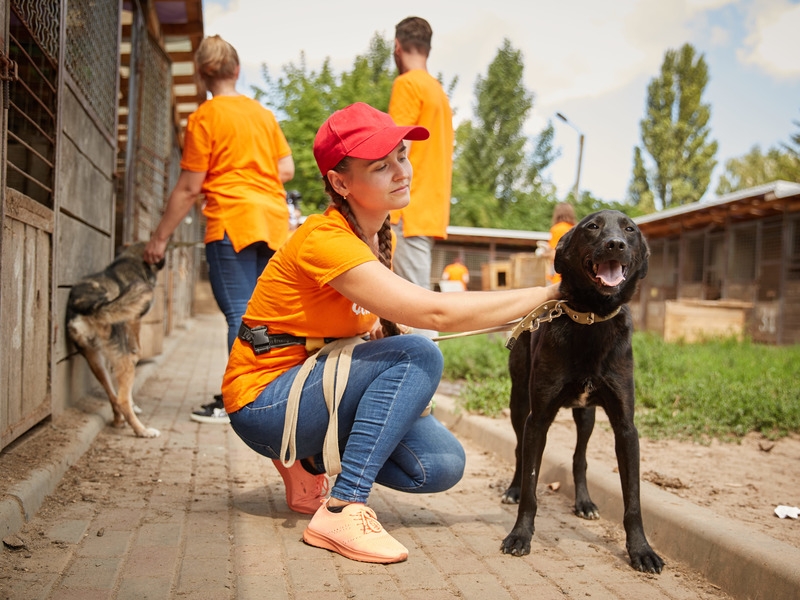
[389,17,454,334]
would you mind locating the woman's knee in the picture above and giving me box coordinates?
[424,443,466,493]
[396,334,444,378]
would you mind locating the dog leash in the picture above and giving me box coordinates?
[429,301,622,348]
[505,301,622,350]
[279,335,433,477]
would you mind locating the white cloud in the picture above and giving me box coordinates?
[738,1,800,79]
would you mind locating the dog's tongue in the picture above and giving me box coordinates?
[596,260,625,287]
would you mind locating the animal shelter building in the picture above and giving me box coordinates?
[0,0,206,450]
[630,180,800,346]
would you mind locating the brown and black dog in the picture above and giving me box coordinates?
[500,210,664,573]
[66,242,163,438]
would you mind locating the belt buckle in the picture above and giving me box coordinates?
[249,325,272,355]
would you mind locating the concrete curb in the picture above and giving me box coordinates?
[0,320,191,541]
[433,393,800,600]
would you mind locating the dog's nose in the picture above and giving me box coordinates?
[605,238,626,252]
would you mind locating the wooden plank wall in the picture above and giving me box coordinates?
[52,82,118,419]
[0,191,53,448]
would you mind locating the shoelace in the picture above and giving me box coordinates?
[354,507,384,534]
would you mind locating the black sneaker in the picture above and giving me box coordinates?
[191,394,230,424]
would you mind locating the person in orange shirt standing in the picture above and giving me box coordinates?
[143,35,294,425]
[389,17,454,334]
[547,202,577,284]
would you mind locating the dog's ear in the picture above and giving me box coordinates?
[636,230,650,280]
[553,227,575,277]
[151,257,166,272]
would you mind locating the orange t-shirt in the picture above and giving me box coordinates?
[222,207,379,412]
[388,69,454,239]
[441,263,469,289]
[181,95,292,252]
[549,221,575,284]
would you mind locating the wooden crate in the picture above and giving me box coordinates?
[509,252,548,288]
[664,300,753,343]
[481,261,511,290]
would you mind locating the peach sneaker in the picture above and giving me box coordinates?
[272,459,329,514]
[302,499,409,564]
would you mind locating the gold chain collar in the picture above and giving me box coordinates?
[505,301,622,350]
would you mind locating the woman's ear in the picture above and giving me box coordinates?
[327,170,349,198]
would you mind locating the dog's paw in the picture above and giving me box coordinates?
[630,547,665,574]
[501,488,521,504]
[138,427,161,438]
[500,532,532,556]
[574,501,600,520]
[132,403,143,415]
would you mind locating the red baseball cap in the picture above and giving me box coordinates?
[313,102,429,175]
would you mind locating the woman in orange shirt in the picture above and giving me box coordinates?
[144,36,294,424]
[223,103,560,564]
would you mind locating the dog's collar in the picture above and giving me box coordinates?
[505,301,622,350]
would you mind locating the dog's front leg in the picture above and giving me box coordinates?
[609,412,664,573]
[572,407,599,519]
[502,332,532,504]
[500,411,552,556]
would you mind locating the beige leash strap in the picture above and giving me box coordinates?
[431,322,519,342]
[280,337,365,477]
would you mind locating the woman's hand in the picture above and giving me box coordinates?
[368,320,384,340]
[143,237,168,265]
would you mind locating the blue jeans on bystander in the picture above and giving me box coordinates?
[205,233,274,352]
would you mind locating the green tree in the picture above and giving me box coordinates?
[337,34,395,112]
[716,145,800,194]
[784,110,800,159]
[628,146,656,213]
[637,43,718,210]
[451,39,557,230]
[252,34,395,212]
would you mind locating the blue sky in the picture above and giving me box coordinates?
[202,0,800,204]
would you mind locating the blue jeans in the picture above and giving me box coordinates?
[228,335,466,504]
[206,234,274,352]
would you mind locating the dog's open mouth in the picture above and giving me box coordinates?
[589,260,627,287]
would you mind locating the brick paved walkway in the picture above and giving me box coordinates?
[1,313,732,599]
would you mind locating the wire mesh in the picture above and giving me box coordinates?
[65,0,119,134]
[11,0,58,61]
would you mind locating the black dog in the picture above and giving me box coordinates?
[500,210,664,573]
[66,242,164,438]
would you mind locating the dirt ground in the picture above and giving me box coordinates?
[538,406,800,549]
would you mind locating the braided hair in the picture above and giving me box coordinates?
[324,159,402,337]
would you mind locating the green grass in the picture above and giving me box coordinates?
[439,331,800,442]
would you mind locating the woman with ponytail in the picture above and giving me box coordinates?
[222,102,560,564]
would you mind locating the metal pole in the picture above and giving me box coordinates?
[556,112,584,202]
[575,133,584,201]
